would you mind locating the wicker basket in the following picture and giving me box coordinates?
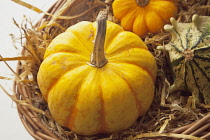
[12,0,210,139]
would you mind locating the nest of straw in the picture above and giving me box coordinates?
[1,0,210,139]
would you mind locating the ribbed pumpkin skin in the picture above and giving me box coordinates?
[158,15,210,105]
[112,0,178,37]
[37,21,157,135]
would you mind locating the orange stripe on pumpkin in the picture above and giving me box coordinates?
[95,84,109,134]
[109,68,144,116]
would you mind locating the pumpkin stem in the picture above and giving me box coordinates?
[136,0,150,7]
[90,8,108,68]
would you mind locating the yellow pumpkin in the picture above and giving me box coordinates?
[37,15,157,135]
[112,0,178,37]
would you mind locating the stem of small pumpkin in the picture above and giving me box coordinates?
[90,9,108,68]
[136,0,150,7]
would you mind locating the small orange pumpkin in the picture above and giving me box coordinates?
[112,0,178,37]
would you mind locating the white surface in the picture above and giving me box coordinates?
[0,0,57,139]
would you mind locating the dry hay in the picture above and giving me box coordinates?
[1,0,210,139]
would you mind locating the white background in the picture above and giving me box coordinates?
[0,0,57,139]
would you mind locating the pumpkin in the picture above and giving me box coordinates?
[37,11,157,135]
[112,0,178,37]
[157,15,210,105]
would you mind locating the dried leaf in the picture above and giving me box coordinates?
[12,0,43,13]
[159,119,170,133]
[0,76,13,80]
[0,56,34,61]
